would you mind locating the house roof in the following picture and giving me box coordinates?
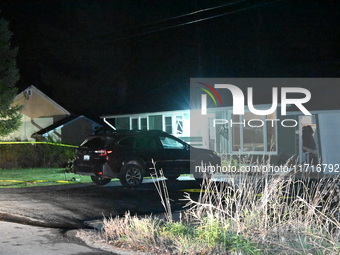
[32,115,100,137]
[101,109,191,119]
[13,85,70,118]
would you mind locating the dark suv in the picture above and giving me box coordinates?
[73,130,221,187]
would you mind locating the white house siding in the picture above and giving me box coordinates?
[5,115,54,141]
[318,112,340,174]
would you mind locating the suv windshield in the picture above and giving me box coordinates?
[160,136,185,149]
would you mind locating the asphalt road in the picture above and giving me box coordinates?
[1,174,338,254]
[0,177,201,254]
[0,221,114,255]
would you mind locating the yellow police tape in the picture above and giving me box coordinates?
[0,141,78,148]
[0,179,74,184]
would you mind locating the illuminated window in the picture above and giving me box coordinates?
[131,118,138,130]
[176,116,183,135]
[163,115,184,135]
[165,117,172,134]
[140,118,147,130]
[231,112,277,154]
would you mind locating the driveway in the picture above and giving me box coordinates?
[0,177,200,254]
[0,177,200,228]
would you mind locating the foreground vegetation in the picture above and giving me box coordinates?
[0,143,75,169]
[80,170,340,254]
[0,168,91,188]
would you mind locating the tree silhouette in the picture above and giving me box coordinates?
[0,15,21,137]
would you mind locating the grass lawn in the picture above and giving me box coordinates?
[0,168,93,188]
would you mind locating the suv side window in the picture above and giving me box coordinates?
[118,137,135,148]
[118,136,161,149]
[134,136,159,149]
[160,136,185,149]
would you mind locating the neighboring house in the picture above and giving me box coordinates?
[7,85,101,145]
[9,85,69,141]
[32,115,101,146]
[101,107,280,156]
[101,110,196,145]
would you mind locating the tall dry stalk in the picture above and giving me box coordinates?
[150,159,173,222]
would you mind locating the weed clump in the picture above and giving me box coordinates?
[93,162,339,254]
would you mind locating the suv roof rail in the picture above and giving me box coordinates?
[95,129,169,136]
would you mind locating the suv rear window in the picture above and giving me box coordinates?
[81,137,107,148]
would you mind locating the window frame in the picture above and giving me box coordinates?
[130,116,149,130]
[162,114,184,135]
[229,111,278,155]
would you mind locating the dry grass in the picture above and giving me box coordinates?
[93,162,339,254]
[183,172,340,254]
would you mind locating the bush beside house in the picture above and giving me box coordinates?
[0,143,75,169]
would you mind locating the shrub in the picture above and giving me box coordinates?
[183,173,340,254]
[86,161,340,254]
[0,143,75,169]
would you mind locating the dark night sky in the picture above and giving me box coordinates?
[0,0,339,121]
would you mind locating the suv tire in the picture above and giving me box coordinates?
[120,164,144,187]
[91,176,111,186]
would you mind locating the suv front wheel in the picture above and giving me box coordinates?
[120,164,144,187]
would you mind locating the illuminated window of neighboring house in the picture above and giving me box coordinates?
[131,118,138,130]
[149,115,162,130]
[243,112,264,152]
[140,117,147,130]
[163,115,184,135]
[231,112,277,154]
[165,117,172,134]
[175,116,183,135]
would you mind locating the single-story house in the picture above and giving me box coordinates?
[101,78,340,174]
[101,107,285,157]
[6,85,101,145]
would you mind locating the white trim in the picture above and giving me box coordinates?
[101,109,191,119]
[103,118,116,130]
